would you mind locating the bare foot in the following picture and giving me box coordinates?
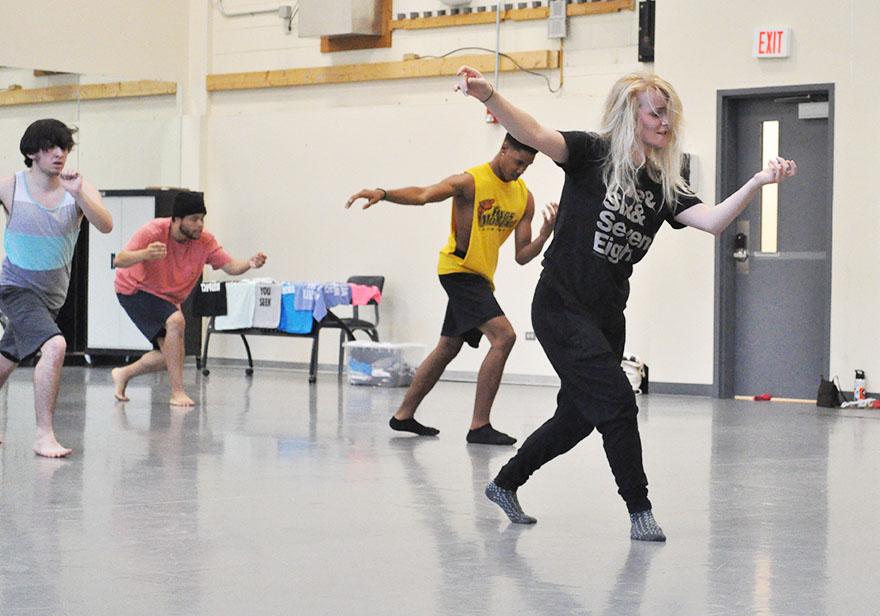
[111,367,129,402]
[169,392,195,407]
[33,433,73,458]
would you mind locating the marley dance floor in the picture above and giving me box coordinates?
[0,365,878,615]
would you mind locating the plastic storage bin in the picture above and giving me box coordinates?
[344,341,424,387]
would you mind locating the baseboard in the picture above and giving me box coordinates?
[194,357,342,374]
[441,370,559,387]
[194,358,714,396]
[647,382,714,396]
[443,370,713,395]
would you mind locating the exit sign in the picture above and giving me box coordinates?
[754,28,791,58]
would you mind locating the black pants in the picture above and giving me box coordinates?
[494,278,651,514]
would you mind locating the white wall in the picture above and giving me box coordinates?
[0,0,188,189]
[654,0,880,386]
[0,0,188,80]
[0,93,183,191]
[200,3,644,378]
[2,0,876,390]
[199,0,880,388]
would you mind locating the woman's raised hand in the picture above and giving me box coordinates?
[454,66,493,103]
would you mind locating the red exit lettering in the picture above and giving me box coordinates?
[756,28,788,57]
[759,31,779,54]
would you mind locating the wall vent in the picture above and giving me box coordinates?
[299,0,382,37]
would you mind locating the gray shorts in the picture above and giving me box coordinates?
[0,285,62,363]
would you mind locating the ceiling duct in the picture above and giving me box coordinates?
[299,0,382,37]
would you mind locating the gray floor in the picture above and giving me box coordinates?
[1,365,878,615]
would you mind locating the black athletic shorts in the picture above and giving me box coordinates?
[117,291,179,348]
[438,273,504,348]
[0,285,62,363]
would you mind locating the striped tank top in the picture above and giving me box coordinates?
[0,170,82,310]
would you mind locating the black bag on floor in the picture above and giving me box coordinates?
[817,375,846,408]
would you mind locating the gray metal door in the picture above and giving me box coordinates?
[716,86,833,399]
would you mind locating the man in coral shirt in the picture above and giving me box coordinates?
[112,192,267,406]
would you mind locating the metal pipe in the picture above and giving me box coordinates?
[494,3,501,88]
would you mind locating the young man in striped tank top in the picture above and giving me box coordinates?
[0,119,113,458]
[347,134,557,445]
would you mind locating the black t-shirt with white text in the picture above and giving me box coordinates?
[541,131,701,319]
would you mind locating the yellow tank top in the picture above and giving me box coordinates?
[437,162,529,289]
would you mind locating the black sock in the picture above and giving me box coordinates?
[389,416,439,436]
[466,424,516,445]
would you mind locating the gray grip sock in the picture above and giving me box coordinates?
[485,481,537,524]
[630,509,666,542]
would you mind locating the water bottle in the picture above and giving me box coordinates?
[854,369,866,401]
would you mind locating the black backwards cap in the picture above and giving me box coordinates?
[172,191,207,219]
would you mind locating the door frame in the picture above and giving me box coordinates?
[714,83,835,398]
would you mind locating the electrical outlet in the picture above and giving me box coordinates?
[278,5,293,34]
[525,331,536,340]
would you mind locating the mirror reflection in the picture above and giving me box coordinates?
[0,64,184,360]
[0,65,182,189]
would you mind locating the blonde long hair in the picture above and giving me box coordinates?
[598,72,691,209]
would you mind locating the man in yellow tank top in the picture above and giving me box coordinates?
[347,134,557,444]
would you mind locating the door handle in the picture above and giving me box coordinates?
[733,232,748,262]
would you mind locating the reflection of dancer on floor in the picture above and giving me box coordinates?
[0,119,113,457]
[454,66,797,539]
[112,192,267,406]
[347,134,556,445]
[390,437,587,613]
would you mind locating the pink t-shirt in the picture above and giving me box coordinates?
[115,218,232,306]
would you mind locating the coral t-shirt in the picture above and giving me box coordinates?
[114,217,232,306]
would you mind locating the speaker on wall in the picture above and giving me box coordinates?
[638,0,655,63]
